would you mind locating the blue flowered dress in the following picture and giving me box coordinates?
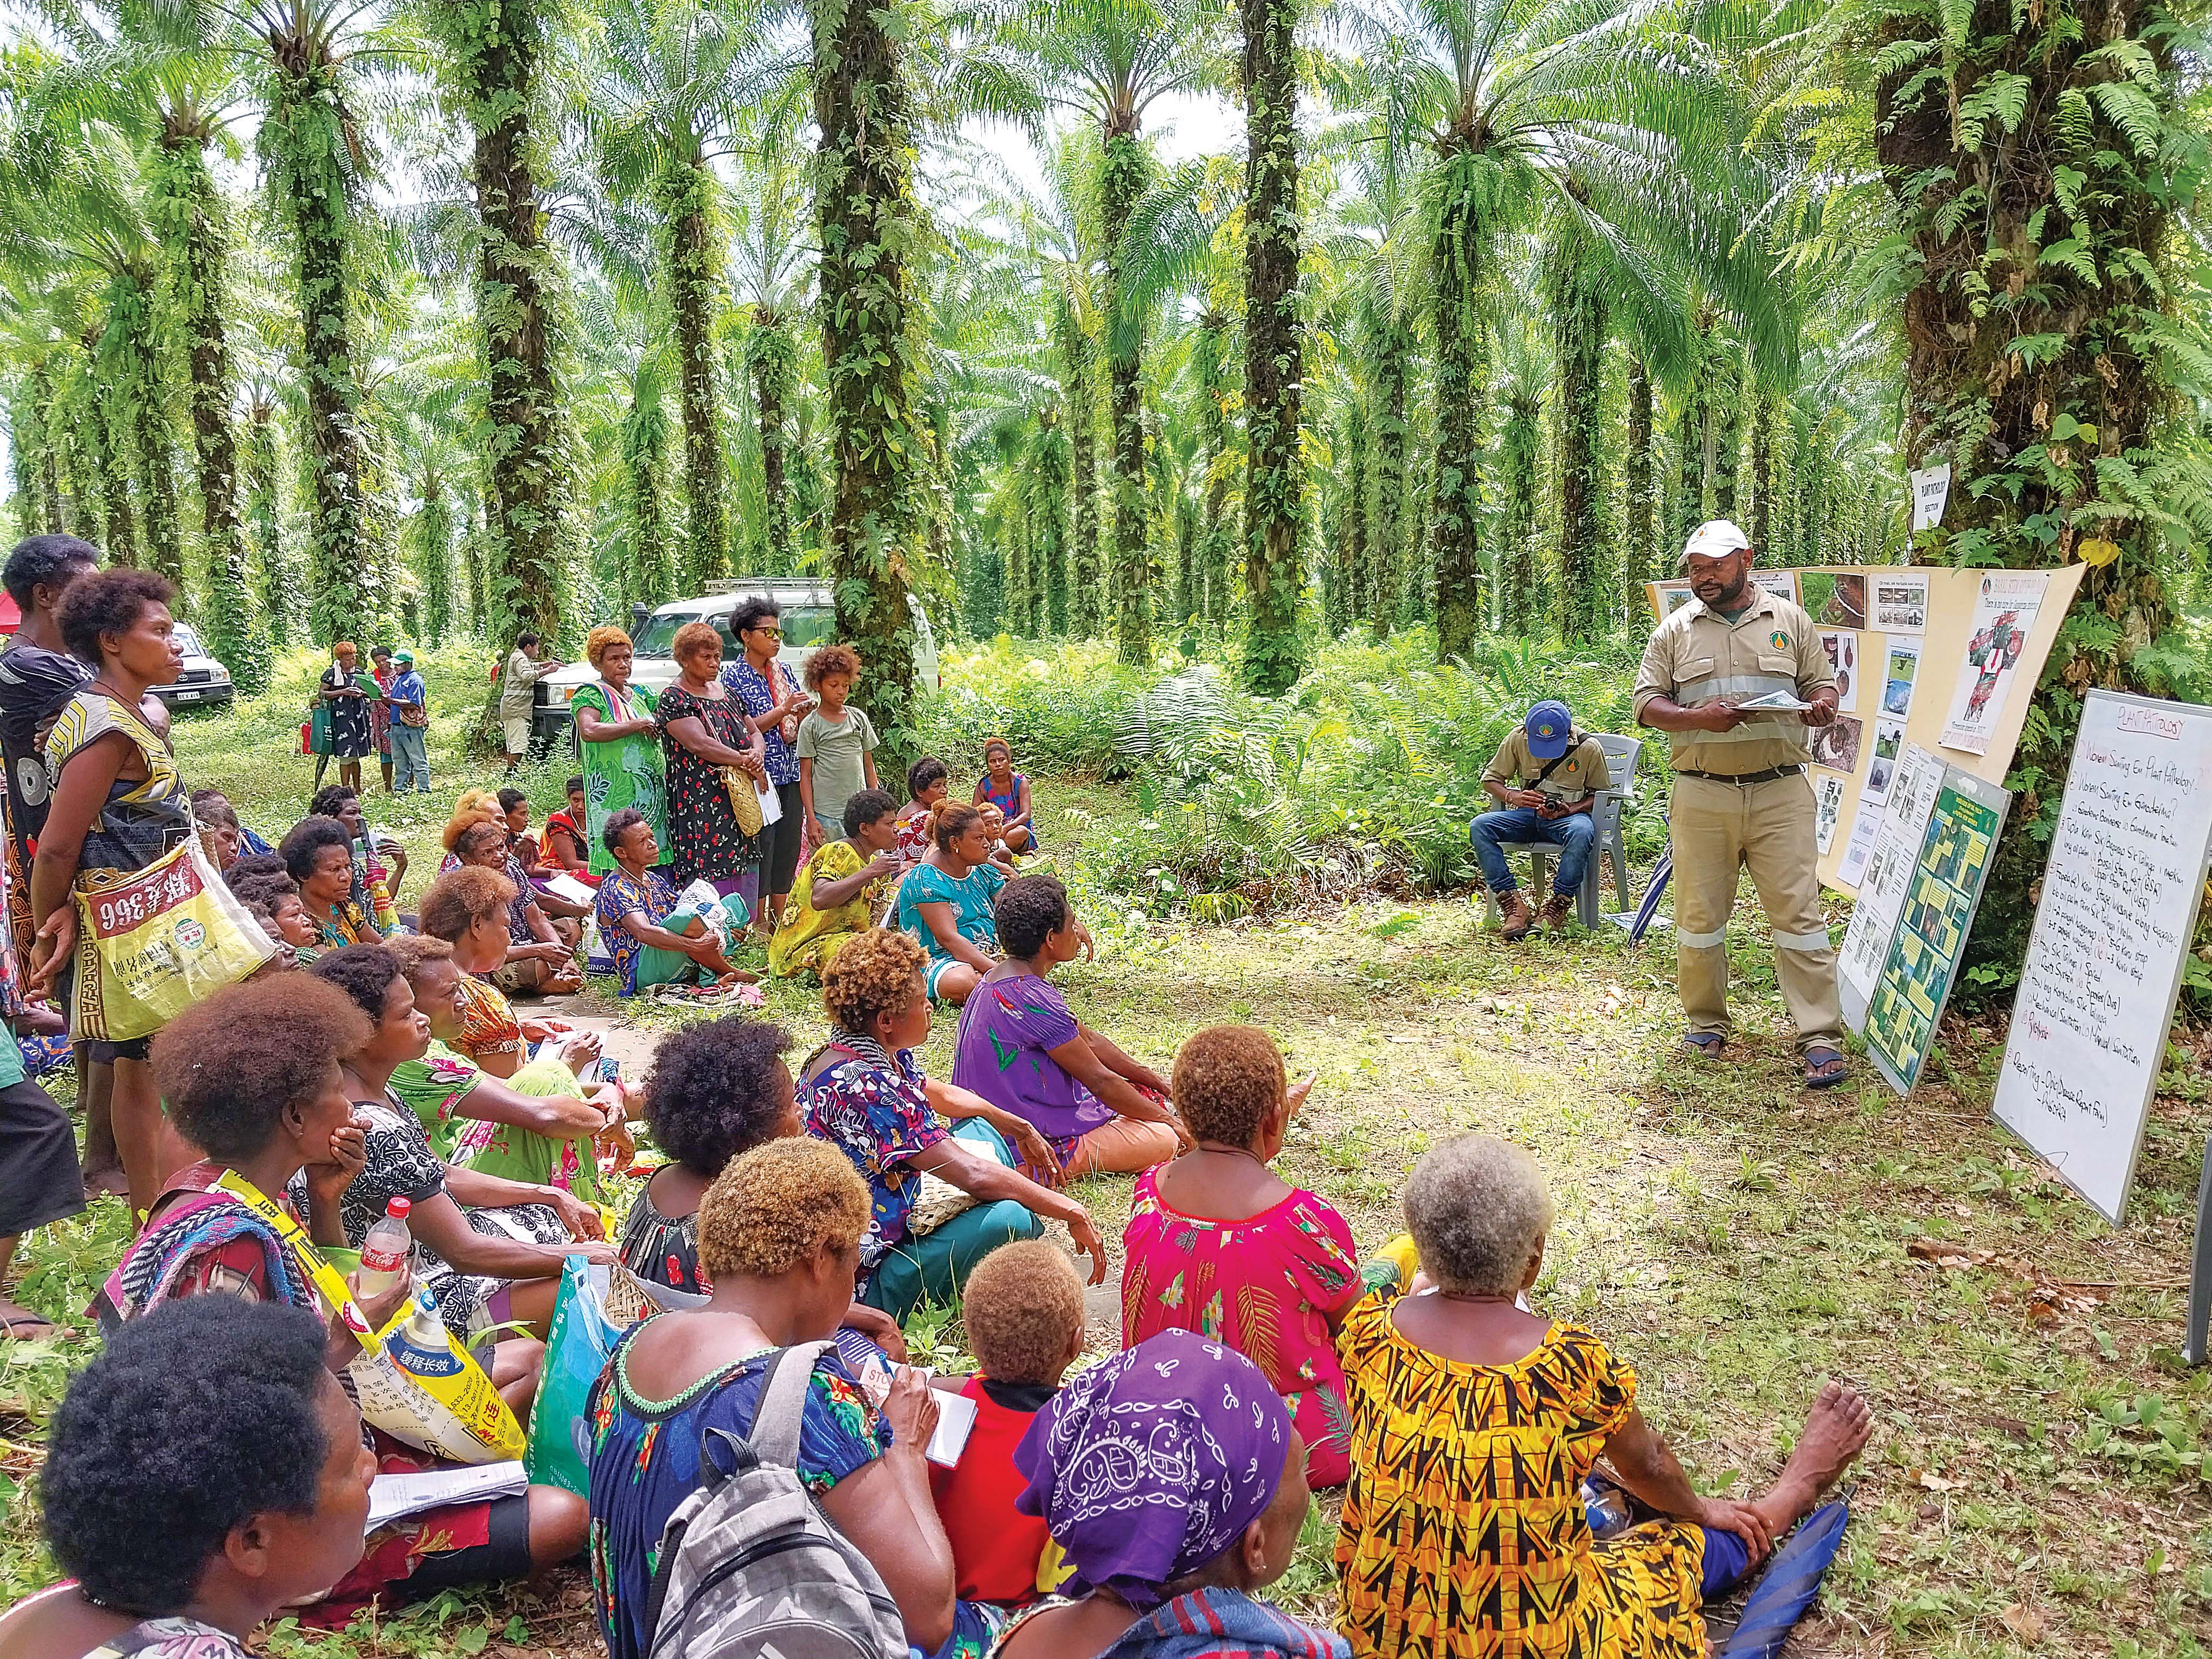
[799,1032,950,1283]
[593,864,679,995]
[585,1328,1004,1659]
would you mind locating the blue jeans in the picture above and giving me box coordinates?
[389,722,430,791]
[1470,807,1594,897]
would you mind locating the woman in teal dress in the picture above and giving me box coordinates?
[894,801,1007,1007]
[570,626,664,878]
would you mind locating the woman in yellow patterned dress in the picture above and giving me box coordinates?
[768,787,902,979]
[1335,1135,1872,1659]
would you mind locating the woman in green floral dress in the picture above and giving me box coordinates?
[570,627,665,877]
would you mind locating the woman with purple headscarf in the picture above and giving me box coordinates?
[992,1330,1346,1659]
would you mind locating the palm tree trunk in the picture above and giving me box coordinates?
[1194,314,1232,632]
[1067,371,1101,637]
[245,400,292,647]
[1548,232,1608,642]
[1671,397,1701,551]
[1624,357,1654,609]
[1708,343,1741,520]
[266,55,370,645]
[154,132,269,689]
[1238,0,1303,692]
[29,359,62,532]
[1341,397,1368,635]
[1369,318,1409,636]
[1429,173,1486,660]
[1032,406,1070,633]
[418,470,454,645]
[1749,387,1776,554]
[102,269,186,597]
[749,308,795,572]
[461,493,487,634]
[1497,388,1539,635]
[620,371,674,612]
[814,0,925,730]
[56,362,100,543]
[1101,130,1152,666]
[460,12,568,644]
[81,324,137,567]
[660,159,727,592]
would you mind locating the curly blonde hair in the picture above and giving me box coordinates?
[1403,1135,1555,1297]
[672,621,722,670]
[698,1138,870,1282]
[441,788,503,853]
[820,928,925,1036]
[962,1242,1084,1385]
[586,625,632,670]
[805,642,861,691]
[419,865,517,943]
[1172,1025,1285,1148]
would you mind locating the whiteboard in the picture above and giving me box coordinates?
[1992,690,2212,1224]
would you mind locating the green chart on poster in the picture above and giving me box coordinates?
[1837,744,2011,1096]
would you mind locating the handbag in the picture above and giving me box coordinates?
[774,661,802,748]
[720,767,766,837]
[69,834,277,1041]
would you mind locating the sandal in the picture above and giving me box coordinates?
[1803,1046,1849,1089]
[0,1309,56,1340]
[1682,1033,1727,1061]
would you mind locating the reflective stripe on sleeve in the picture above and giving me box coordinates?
[1775,925,1833,953]
[1676,925,1728,949]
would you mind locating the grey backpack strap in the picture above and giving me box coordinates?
[751,1339,832,1471]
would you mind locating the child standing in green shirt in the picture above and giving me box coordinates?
[795,642,881,839]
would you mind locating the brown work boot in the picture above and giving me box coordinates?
[1538,892,1575,934]
[1496,889,1534,940]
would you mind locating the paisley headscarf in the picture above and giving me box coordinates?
[1013,1329,1292,1610]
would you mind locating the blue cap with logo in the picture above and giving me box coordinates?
[1525,700,1572,760]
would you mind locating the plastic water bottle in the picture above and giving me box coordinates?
[357,1197,412,1296]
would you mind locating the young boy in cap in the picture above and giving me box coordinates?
[386,648,431,793]
[1470,700,1611,938]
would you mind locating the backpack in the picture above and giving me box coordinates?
[642,1341,908,1659]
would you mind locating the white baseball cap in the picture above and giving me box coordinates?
[1679,520,1751,568]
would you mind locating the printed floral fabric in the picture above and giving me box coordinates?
[799,1032,950,1270]
[594,863,679,995]
[655,682,758,884]
[454,972,523,1063]
[1333,1299,1708,1659]
[722,658,804,786]
[1121,1169,1364,1488]
[768,838,890,979]
[573,681,665,877]
[387,1039,484,1158]
[896,858,1007,966]
[83,1615,255,1659]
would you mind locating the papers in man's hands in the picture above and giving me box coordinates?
[368,1461,528,1530]
[1729,690,1816,713]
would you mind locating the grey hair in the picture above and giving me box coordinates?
[1403,1135,1555,1297]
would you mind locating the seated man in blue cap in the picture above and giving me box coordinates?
[1470,700,1611,939]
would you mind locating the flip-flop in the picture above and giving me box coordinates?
[1682,1033,1727,1060]
[0,1311,56,1340]
[1803,1046,1849,1089]
[1718,1499,1850,1658]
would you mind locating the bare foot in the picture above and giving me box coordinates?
[1752,1380,1874,1534]
[80,1161,128,1201]
[0,1298,55,1339]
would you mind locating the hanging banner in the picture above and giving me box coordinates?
[1940,571,2048,756]
[1909,464,1952,533]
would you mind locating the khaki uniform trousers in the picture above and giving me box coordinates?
[1670,771,1842,1050]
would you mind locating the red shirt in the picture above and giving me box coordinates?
[927,1376,1055,1604]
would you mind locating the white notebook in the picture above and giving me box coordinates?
[367,1461,529,1530]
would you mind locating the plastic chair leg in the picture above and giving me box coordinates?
[1607,828,1632,911]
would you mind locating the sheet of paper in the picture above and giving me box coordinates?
[1880,638,1920,719]
[1992,691,2212,1223]
[1837,743,1946,1007]
[1732,690,1814,712]
[1873,574,1931,634]
[1810,712,1864,774]
[1940,570,2047,755]
[1863,717,1907,808]
[1814,774,1849,855]
[1819,631,1859,711]
[925,1387,979,1468]
[1836,795,1882,889]
[757,777,782,826]
[368,1462,528,1530]
[540,872,595,908]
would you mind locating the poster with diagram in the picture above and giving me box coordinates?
[1940,571,2048,755]
[1857,767,2010,1095]
[1873,573,1931,634]
[1820,631,1859,709]
[1864,717,1907,806]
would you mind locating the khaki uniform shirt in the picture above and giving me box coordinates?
[1483,730,1611,805]
[1632,589,1834,775]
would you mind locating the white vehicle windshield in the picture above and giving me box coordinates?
[170,624,205,658]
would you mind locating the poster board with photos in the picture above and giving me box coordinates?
[1643,564,2086,895]
[1990,691,2212,1225]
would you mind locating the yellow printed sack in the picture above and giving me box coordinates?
[71,836,275,1043]
[216,1171,526,1464]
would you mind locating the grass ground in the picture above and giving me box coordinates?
[2,650,2209,1656]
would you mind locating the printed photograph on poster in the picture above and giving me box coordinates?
[1812,573,1866,631]
[1873,573,1930,634]
[1882,640,1920,716]
[1863,717,1907,805]
[1837,796,1882,888]
[1819,631,1857,708]
[1814,773,1848,854]
[1941,570,2047,755]
[1752,569,1801,608]
[1654,579,1695,616]
[1810,712,1864,774]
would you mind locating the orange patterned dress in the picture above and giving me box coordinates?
[1334,1296,1709,1659]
